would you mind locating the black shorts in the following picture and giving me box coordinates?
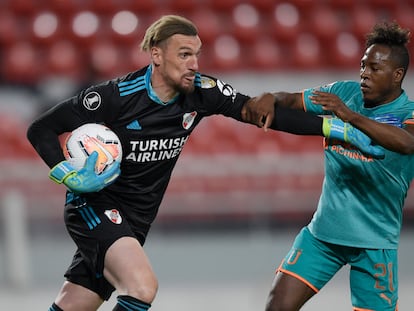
[63,192,150,300]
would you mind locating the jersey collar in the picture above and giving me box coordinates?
[145,65,179,106]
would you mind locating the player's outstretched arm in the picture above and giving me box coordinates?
[242,93,384,158]
[49,151,120,193]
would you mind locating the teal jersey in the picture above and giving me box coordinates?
[303,80,414,249]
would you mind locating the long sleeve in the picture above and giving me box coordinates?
[270,105,323,136]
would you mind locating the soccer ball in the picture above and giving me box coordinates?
[61,123,122,174]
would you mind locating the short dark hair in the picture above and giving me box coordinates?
[365,21,411,73]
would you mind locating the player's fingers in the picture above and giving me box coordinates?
[101,161,121,183]
[263,113,274,132]
[85,151,98,171]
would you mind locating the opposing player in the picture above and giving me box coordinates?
[27,15,382,311]
[244,21,414,311]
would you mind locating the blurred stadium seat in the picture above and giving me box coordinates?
[230,3,261,44]
[122,0,159,13]
[1,0,414,83]
[270,3,303,43]
[349,4,380,41]
[211,34,243,71]
[165,0,198,14]
[205,0,241,12]
[85,0,120,15]
[292,33,322,69]
[393,5,414,31]
[109,10,145,47]
[2,41,42,85]
[45,40,86,82]
[6,0,37,17]
[29,11,61,47]
[0,10,23,48]
[47,0,80,17]
[309,7,343,43]
[189,9,222,45]
[249,36,284,70]
[329,32,362,68]
[0,114,37,158]
[89,40,125,81]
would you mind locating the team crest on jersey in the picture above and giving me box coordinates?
[217,79,236,100]
[83,92,101,111]
[182,111,197,130]
[104,209,122,224]
[200,76,216,89]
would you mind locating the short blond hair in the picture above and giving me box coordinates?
[140,15,198,52]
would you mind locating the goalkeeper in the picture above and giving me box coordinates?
[243,21,414,311]
[27,15,383,311]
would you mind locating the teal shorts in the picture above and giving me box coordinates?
[278,227,398,311]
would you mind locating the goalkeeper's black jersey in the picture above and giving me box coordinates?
[29,66,251,227]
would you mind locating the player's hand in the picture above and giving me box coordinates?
[309,90,350,118]
[49,151,121,193]
[322,118,385,159]
[241,93,275,131]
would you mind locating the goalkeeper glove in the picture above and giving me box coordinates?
[49,151,121,193]
[372,113,402,128]
[322,118,385,159]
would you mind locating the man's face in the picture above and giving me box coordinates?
[154,34,201,94]
[360,44,399,107]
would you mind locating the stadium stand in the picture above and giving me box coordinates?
[1,0,413,83]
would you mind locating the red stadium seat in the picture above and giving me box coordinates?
[230,3,262,44]
[127,44,151,72]
[2,42,43,85]
[165,0,199,14]
[67,11,103,49]
[270,3,303,43]
[365,0,398,12]
[249,36,284,70]
[189,10,222,45]
[292,33,322,69]
[328,32,362,68]
[88,40,125,81]
[308,7,343,43]
[85,0,120,16]
[122,0,159,14]
[6,0,37,17]
[47,0,80,17]
[45,40,85,82]
[211,35,243,71]
[326,0,357,11]
[288,0,315,11]
[29,11,61,47]
[206,0,241,12]
[246,0,274,13]
[0,10,23,48]
[393,5,414,31]
[109,10,146,47]
[0,114,37,158]
[349,4,380,41]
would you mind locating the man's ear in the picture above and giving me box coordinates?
[394,67,405,83]
[151,46,162,66]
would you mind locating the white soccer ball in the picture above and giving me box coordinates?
[61,123,122,174]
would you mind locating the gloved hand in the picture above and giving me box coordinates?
[322,117,385,159]
[372,113,402,128]
[49,151,121,193]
